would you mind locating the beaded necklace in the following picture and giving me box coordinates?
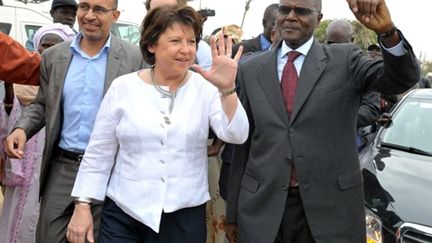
[150,66,189,124]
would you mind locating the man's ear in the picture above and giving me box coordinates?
[112,10,120,22]
[50,9,55,18]
[315,13,323,27]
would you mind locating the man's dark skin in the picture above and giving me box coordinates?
[262,4,279,44]
[50,4,77,28]
[225,0,403,242]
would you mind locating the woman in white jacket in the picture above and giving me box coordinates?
[66,5,248,243]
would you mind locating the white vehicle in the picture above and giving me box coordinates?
[0,1,141,47]
[0,4,52,50]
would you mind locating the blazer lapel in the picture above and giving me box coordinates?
[257,47,290,126]
[104,36,122,94]
[290,40,327,124]
[53,49,73,112]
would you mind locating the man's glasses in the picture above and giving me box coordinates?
[77,3,116,15]
[278,6,317,16]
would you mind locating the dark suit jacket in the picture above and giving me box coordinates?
[15,35,147,196]
[358,91,381,128]
[233,35,263,57]
[227,38,419,243]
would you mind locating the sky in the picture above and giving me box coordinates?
[119,0,432,61]
[4,0,429,60]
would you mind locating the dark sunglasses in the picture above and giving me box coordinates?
[278,5,317,16]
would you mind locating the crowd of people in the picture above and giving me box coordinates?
[0,0,425,242]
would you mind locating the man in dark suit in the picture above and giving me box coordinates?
[232,3,278,56]
[226,0,419,242]
[5,0,146,242]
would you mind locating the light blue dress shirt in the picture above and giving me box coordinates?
[259,34,272,51]
[58,33,111,152]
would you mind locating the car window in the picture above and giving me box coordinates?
[382,99,432,153]
[0,22,12,35]
[111,23,140,45]
[24,24,43,51]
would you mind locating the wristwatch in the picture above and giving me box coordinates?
[74,197,93,206]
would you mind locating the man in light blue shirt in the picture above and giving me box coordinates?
[5,0,146,242]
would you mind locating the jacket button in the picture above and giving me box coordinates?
[289,128,295,133]
[283,185,289,191]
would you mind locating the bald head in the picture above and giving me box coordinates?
[326,19,354,44]
[145,0,187,10]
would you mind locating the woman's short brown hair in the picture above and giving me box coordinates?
[140,5,203,65]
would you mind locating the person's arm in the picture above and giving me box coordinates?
[194,34,248,145]
[347,0,400,47]
[193,33,244,122]
[0,32,40,85]
[357,91,381,128]
[7,48,51,159]
[208,137,224,157]
[347,0,419,95]
[67,80,120,243]
[3,83,14,115]
[225,63,253,243]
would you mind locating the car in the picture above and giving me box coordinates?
[0,4,52,49]
[360,88,432,243]
[0,1,141,47]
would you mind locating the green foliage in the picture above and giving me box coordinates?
[420,60,432,76]
[313,19,331,44]
[351,21,377,49]
[314,19,377,49]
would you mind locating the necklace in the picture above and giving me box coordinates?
[150,66,189,124]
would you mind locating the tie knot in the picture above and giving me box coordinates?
[287,51,301,62]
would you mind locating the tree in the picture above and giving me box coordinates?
[314,19,377,49]
[313,19,331,43]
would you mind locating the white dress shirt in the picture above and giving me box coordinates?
[71,71,249,232]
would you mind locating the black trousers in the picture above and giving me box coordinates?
[275,188,316,243]
[99,197,206,243]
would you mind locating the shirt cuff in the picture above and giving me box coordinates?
[379,40,406,56]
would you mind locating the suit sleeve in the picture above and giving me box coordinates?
[357,91,380,128]
[353,31,420,95]
[0,32,40,85]
[13,50,48,139]
[226,64,254,224]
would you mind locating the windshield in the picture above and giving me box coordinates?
[111,22,140,45]
[381,98,432,154]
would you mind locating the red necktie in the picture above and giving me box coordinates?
[281,51,301,187]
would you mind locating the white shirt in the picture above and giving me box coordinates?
[71,71,249,232]
[196,40,212,71]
